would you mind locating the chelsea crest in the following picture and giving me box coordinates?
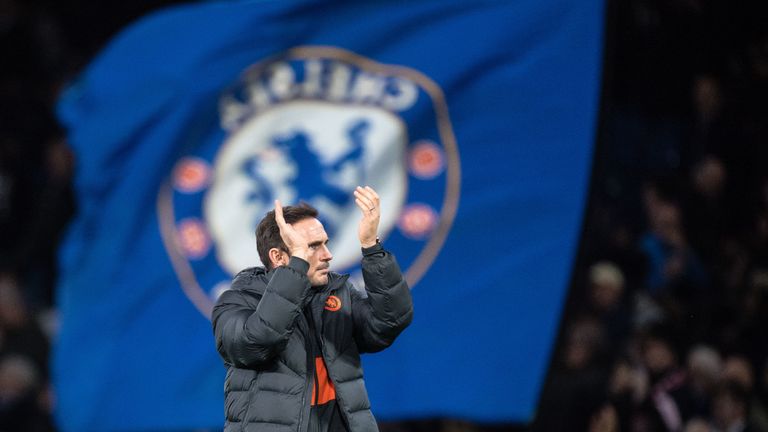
[157,46,460,318]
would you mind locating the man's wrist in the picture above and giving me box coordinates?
[361,238,384,255]
[360,237,379,249]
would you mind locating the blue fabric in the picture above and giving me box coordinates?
[54,0,604,430]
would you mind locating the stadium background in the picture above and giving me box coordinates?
[0,0,767,431]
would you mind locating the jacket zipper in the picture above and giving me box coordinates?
[316,289,353,431]
[307,307,320,407]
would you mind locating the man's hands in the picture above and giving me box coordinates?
[273,185,381,261]
[354,186,380,248]
[274,200,308,262]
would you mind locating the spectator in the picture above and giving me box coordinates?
[590,404,620,432]
[712,382,764,432]
[0,272,49,375]
[684,155,729,269]
[577,261,633,358]
[687,345,723,417]
[606,356,647,432]
[686,417,713,432]
[534,317,610,432]
[639,182,711,342]
[0,354,52,431]
[720,355,768,432]
[631,324,697,431]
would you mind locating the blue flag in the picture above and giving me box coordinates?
[55,0,604,430]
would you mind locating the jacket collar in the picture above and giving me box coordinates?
[318,272,350,293]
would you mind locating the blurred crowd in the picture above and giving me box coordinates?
[535,1,768,431]
[1,0,767,431]
[0,0,185,429]
[2,0,71,429]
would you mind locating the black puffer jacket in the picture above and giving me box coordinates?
[212,243,413,432]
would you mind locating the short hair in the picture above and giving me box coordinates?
[256,203,319,270]
[589,261,625,288]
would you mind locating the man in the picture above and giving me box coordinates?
[212,186,413,432]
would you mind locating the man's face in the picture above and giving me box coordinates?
[291,218,333,286]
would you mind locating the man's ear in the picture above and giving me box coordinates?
[268,247,288,268]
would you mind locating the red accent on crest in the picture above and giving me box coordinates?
[398,204,438,239]
[177,218,211,259]
[173,158,211,193]
[409,140,444,179]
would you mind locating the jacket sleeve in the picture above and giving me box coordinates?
[351,242,414,353]
[212,257,312,368]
